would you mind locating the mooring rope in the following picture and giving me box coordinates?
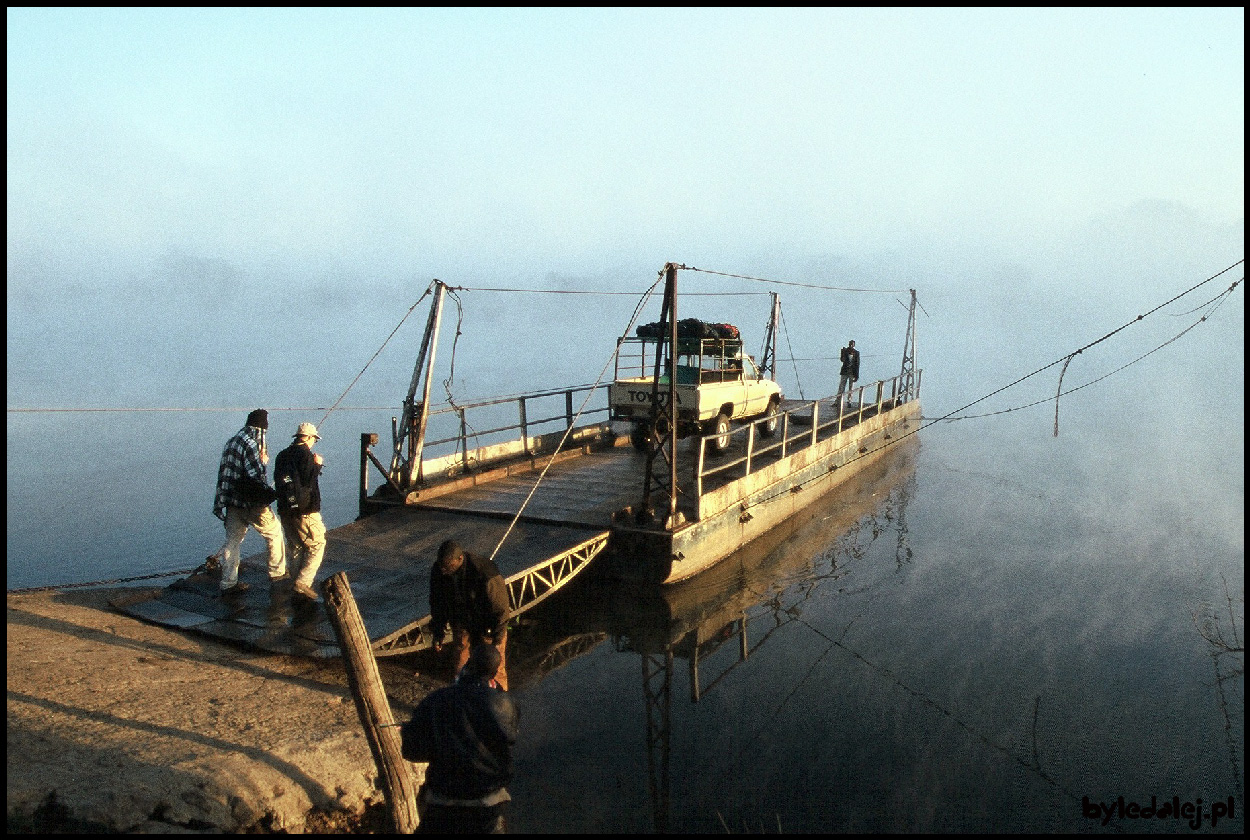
[778,305,806,401]
[947,274,1241,426]
[485,269,666,564]
[8,563,215,594]
[737,264,1243,514]
[681,264,908,293]
[316,283,434,431]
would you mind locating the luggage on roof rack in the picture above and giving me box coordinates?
[636,318,740,340]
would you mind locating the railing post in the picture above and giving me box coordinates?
[695,437,705,506]
[519,397,529,455]
[359,433,376,518]
[459,408,469,471]
[745,422,755,478]
[565,389,574,429]
[811,400,819,447]
[781,411,789,459]
[876,381,884,413]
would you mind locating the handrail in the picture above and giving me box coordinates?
[361,383,612,505]
[411,383,607,460]
[695,372,920,486]
[423,383,601,416]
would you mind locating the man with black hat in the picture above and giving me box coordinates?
[273,421,326,601]
[429,539,512,691]
[401,642,519,834]
[212,409,286,595]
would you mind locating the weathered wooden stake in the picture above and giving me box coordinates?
[322,572,420,833]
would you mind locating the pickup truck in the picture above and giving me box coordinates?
[608,329,783,454]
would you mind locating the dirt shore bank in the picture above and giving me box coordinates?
[7,586,440,833]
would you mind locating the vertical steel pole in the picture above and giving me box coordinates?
[666,265,678,526]
[900,289,917,401]
[392,281,447,489]
[642,263,681,527]
[405,284,447,489]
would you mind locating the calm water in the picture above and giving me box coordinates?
[6,278,1244,832]
[499,418,1243,833]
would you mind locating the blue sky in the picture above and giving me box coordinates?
[7,7,1243,287]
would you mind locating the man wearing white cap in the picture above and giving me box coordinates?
[273,422,327,601]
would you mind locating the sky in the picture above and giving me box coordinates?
[6,7,1244,289]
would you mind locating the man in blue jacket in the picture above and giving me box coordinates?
[401,643,519,833]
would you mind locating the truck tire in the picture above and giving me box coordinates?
[630,423,650,451]
[759,400,779,438]
[710,412,732,454]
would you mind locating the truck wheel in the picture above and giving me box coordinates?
[710,412,732,454]
[759,400,779,438]
[629,423,650,451]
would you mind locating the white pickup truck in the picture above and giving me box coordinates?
[609,327,783,454]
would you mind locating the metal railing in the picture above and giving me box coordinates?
[614,335,756,384]
[693,371,921,496]
[362,383,613,504]
[416,383,611,468]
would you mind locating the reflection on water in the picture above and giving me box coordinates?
[507,439,922,832]
[501,428,1243,834]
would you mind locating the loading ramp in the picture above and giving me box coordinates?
[112,506,609,659]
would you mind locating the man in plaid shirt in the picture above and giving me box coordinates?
[212,409,286,595]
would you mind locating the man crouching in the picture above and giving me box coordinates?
[428,539,512,691]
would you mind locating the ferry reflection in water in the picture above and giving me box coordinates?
[505,436,919,833]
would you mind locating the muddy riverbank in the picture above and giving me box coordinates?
[7,586,441,833]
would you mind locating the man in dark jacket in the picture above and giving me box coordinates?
[402,643,519,834]
[429,539,512,690]
[273,422,325,601]
[837,339,861,399]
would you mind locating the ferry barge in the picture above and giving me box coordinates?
[365,262,921,587]
[116,262,920,657]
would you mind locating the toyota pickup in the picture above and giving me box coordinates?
[608,326,783,454]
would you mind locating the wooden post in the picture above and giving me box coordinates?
[322,572,420,834]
